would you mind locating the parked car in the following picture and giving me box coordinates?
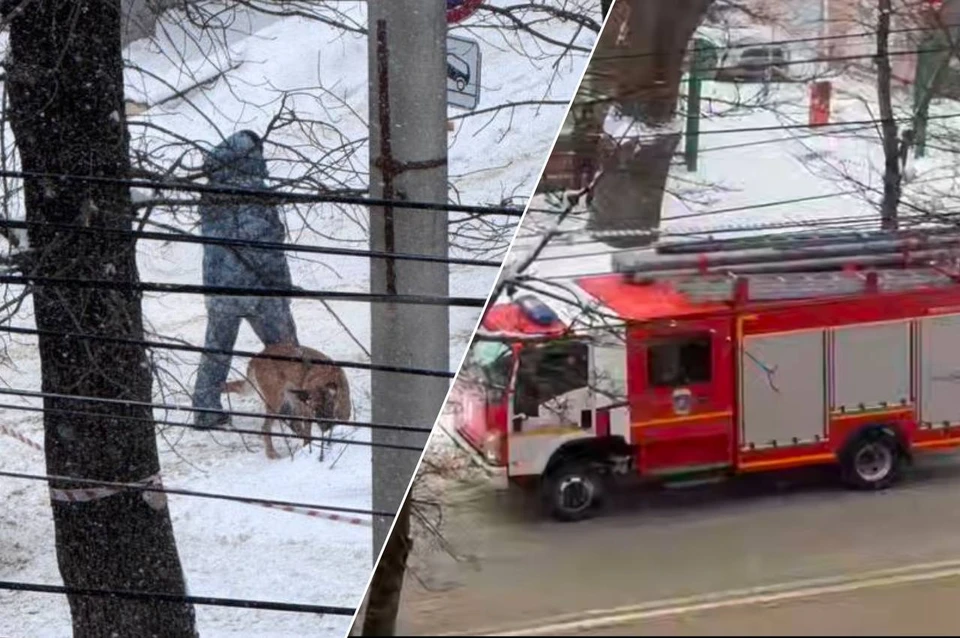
[716,43,792,83]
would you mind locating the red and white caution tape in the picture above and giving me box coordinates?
[49,473,163,505]
[256,501,373,527]
[0,424,43,453]
[5,431,371,525]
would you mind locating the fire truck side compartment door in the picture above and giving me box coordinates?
[740,329,825,450]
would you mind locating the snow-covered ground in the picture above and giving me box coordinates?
[0,3,597,637]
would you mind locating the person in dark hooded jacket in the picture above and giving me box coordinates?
[192,130,299,428]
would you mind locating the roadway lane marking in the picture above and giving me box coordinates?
[460,557,960,636]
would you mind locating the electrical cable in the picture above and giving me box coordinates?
[589,22,960,63]
[0,324,455,379]
[0,468,392,518]
[0,580,355,616]
[614,112,960,142]
[0,400,424,452]
[581,45,960,108]
[0,386,434,434]
[0,274,488,308]
[0,168,524,217]
[589,44,960,84]
[0,218,501,268]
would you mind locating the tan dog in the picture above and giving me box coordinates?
[223,344,351,460]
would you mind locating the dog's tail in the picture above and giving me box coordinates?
[222,379,253,395]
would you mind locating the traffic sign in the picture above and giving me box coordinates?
[446,0,483,24]
[447,35,481,111]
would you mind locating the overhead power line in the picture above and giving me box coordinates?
[0,386,434,434]
[0,400,424,452]
[0,580,355,616]
[0,468,394,518]
[591,44,960,79]
[0,218,501,269]
[590,22,960,63]
[623,112,960,142]
[516,211,881,244]
[0,168,525,217]
[582,45,960,106]
[0,324,454,379]
[0,275,488,308]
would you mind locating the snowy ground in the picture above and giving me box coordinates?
[0,3,596,637]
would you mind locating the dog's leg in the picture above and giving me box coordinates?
[321,426,335,463]
[317,423,325,462]
[262,417,280,460]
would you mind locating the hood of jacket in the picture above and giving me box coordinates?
[203,130,268,187]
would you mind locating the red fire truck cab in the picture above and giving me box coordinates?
[450,232,960,521]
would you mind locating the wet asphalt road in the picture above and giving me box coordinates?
[398,452,960,635]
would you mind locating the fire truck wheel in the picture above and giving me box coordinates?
[542,462,604,522]
[841,430,902,490]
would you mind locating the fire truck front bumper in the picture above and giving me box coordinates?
[439,424,509,490]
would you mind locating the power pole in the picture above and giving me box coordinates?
[367,0,449,559]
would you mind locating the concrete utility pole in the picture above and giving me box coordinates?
[367,0,449,558]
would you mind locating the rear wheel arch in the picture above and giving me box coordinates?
[838,422,910,460]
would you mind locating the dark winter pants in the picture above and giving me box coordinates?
[192,295,298,427]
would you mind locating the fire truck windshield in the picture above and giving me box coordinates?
[467,341,513,391]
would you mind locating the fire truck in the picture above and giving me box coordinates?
[450,228,960,521]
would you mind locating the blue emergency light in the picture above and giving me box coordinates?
[515,294,559,326]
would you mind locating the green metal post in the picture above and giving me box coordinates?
[685,39,714,173]
[685,74,701,172]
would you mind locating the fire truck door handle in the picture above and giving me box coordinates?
[512,414,527,433]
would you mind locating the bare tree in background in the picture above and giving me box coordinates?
[877,0,903,228]
[1,1,197,635]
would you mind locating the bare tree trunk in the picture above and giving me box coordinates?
[877,0,902,230]
[360,501,411,636]
[2,1,197,636]
[589,0,713,247]
[600,0,613,20]
[589,135,679,246]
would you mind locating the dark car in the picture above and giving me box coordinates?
[716,44,792,83]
